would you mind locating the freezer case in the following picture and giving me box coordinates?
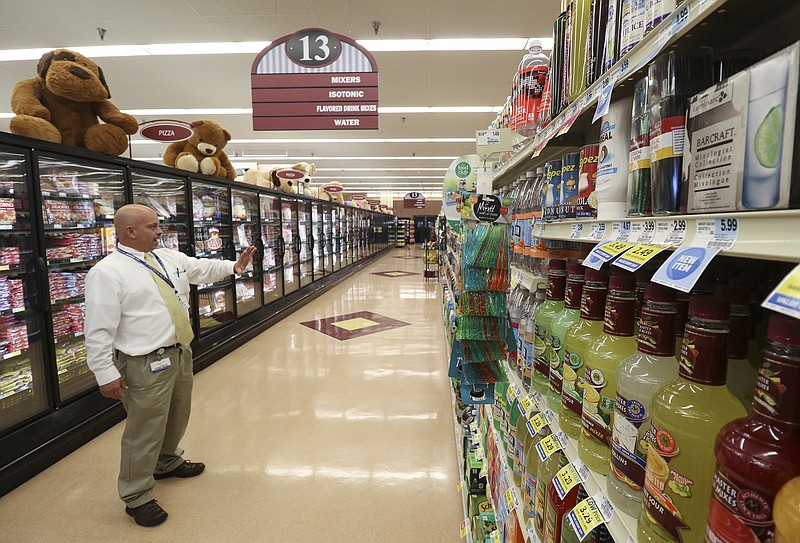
[323,204,335,273]
[280,197,300,295]
[0,149,48,432]
[331,206,342,272]
[312,202,325,281]
[259,193,283,305]
[39,155,125,402]
[130,169,190,253]
[231,188,262,316]
[298,199,313,287]
[191,181,234,336]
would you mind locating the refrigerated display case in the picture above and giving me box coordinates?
[131,169,189,253]
[312,202,325,281]
[191,181,234,336]
[231,188,262,317]
[259,193,283,305]
[0,149,47,432]
[331,206,342,272]
[298,198,313,287]
[280,197,299,295]
[323,204,334,273]
[39,155,125,402]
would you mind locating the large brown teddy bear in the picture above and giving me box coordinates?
[163,120,235,180]
[10,49,138,155]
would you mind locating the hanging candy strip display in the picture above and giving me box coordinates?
[461,221,510,270]
[462,339,508,363]
[457,316,507,341]
[460,291,508,317]
[460,360,505,384]
[462,267,510,293]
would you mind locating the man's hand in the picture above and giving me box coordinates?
[99,377,128,400]
[234,246,257,274]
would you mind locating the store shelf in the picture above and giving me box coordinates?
[491,0,729,187]
[40,190,101,200]
[510,267,546,292]
[503,361,638,543]
[529,210,800,263]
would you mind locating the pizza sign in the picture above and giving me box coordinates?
[251,28,379,131]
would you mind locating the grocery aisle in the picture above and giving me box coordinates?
[0,247,463,542]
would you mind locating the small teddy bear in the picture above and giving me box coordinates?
[163,120,235,180]
[9,49,138,155]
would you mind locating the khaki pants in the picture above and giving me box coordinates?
[115,344,193,508]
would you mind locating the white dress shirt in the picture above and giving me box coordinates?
[84,243,235,386]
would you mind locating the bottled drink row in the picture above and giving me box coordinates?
[501,257,799,543]
[500,41,800,223]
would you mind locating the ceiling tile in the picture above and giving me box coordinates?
[183,0,277,17]
[63,0,196,19]
[1,0,84,24]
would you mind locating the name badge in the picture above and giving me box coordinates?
[178,292,190,311]
[150,357,172,373]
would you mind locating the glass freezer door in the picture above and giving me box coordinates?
[39,155,125,402]
[323,204,334,273]
[331,207,341,272]
[0,150,48,432]
[280,197,299,295]
[131,170,189,253]
[259,194,282,305]
[191,181,234,336]
[231,188,262,316]
[311,202,324,281]
[298,199,313,287]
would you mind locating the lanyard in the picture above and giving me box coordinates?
[117,248,176,290]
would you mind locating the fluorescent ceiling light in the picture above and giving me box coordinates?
[315,176,442,180]
[0,38,551,62]
[224,156,457,161]
[124,108,253,116]
[128,137,474,145]
[316,168,448,172]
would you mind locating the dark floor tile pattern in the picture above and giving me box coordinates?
[300,310,411,341]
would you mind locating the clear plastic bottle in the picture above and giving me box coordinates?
[638,297,747,543]
[579,273,638,474]
[607,283,679,517]
[524,288,547,388]
[516,40,551,137]
[548,263,586,410]
[560,267,608,439]
[534,260,568,396]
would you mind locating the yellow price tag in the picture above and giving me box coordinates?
[526,412,549,437]
[763,263,800,320]
[490,530,501,543]
[475,447,484,461]
[600,240,634,257]
[506,488,516,510]
[507,385,518,403]
[554,464,581,500]
[520,395,535,414]
[566,497,606,540]
[613,243,665,272]
[457,478,464,491]
[460,519,470,538]
[535,433,564,461]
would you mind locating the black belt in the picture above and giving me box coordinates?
[114,343,182,359]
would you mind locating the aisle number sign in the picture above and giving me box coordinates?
[251,28,379,130]
[763,263,800,320]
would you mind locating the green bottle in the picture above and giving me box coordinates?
[534,259,567,397]
[579,274,638,474]
[560,267,608,439]
[507,398,522,478]
[638,297,747,543]
[523,425,552,523]
[548,263,585,410]
[535,448,566,541]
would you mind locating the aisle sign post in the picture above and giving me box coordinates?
[251,28,379,130]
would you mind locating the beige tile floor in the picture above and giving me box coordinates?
[0,247,462,542]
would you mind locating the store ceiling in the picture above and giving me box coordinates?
[0,0,561,197]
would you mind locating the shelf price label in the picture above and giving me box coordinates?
[475,447,484,461]
[569,223,584,239]
[631,220,656,244]
[611,221,632,241]
[480,463,487,478]
[534,222,546,238]
[519,394,535,415]
[612,243,666,272]
[535,431,569,461]
[469,421,479,434]
[506,384,517,403]
[460,519,470,538]
[762,263,800,320]
[565,493,614,542]
[651,219,688,247]
[526,411,550,437]
[693,218,740,250]
[554,460,590,500]
[490,530,501,543]
[457,477,464,491]
[593,73,619,123]
[588,222,606,241]
[506,488,518,510]
[583,240,635,270]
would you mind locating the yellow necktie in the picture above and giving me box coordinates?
[144,252,194,346]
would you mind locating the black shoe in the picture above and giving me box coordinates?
[154,460,205,480]
[125,499,168,527]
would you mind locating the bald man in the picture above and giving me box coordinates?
[84,204,255,527]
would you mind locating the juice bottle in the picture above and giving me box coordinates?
[549,263,586,410]
[494,382,509,440]
[534,260,568,396]
[638,297,747,543]
[515,40,550,137]
[715,285,758,411]
[514,399,540,489]
[523,425,553,523]
[507,398,522,471]
[579,274,638,474]
[708,314,800,543]
[545,454,580,543]
[774,477,800,543]
[607,283,679,517]
[535,450,566,541]
[560,268,608,439]
[561,485,614,542]
[674,294,689,362]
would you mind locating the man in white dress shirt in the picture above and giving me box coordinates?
[84,204,255,527]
